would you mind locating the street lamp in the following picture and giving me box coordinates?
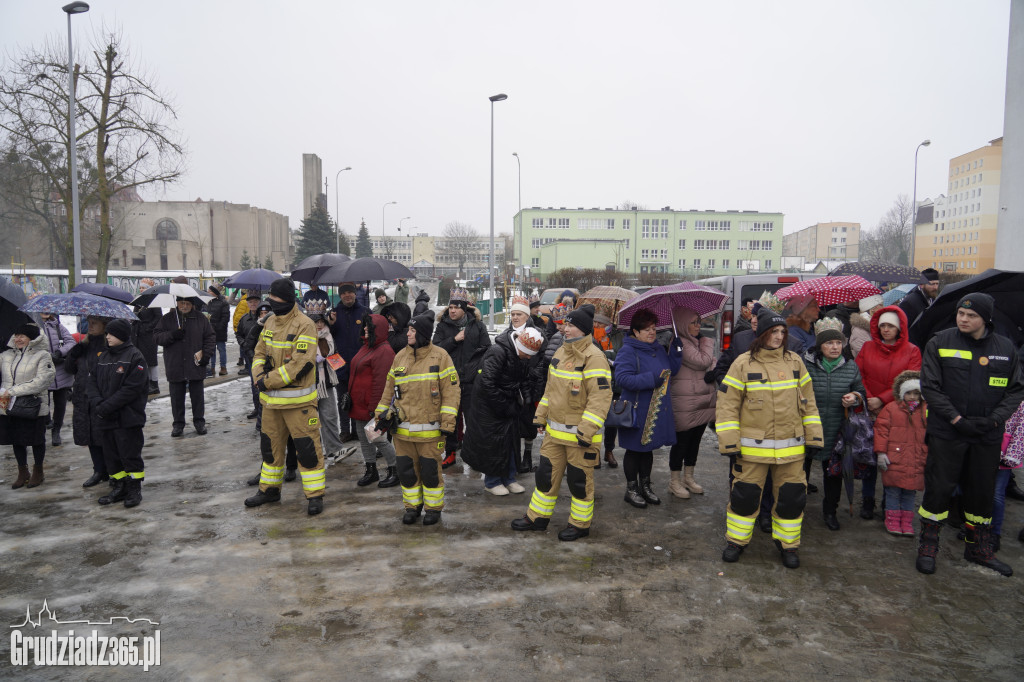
[488,93,507,331]
[512,152,521,288]
[63,1,89,287]
[381,201,396,257]
[334,166,352,254]
[399,216,411,234]
[911,139,931,268]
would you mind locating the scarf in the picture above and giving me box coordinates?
[821,356,840,373]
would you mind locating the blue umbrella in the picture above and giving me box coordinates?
[222,267,282,291]
[71,282,134,303]
[20,292,138,321]
[882,283,915,306]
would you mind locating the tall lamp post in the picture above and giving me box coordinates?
[63,1,89,287]
[488,93,508,331]
[512,152,521,288]
[381,201,396,257]
[911,139,931,268]
[334,166,352,254]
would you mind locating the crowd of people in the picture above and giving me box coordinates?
[3,269,1023,576]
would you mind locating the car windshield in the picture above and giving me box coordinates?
[540,290,563,304]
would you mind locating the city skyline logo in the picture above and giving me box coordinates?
[10,600,160,628]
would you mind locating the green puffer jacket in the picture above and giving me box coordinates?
[803,350,866,461]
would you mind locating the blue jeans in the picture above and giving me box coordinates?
[862,465,877,501]
[993,468,1012,536]
[215,341,227,369]
[883,485,916,511]
[484,448,517,488]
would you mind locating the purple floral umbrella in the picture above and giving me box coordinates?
[20,292,138,321]
[616,282,728,331]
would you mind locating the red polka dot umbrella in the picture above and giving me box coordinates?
[775,275,882,307]
[617,282,728,331]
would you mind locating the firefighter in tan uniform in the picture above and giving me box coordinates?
[244,279,327,515]
[375,312,460,526]
[716,306,823,568]
[512,306,612,541]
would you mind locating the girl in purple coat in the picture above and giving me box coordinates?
[668,308,717,499]
[613,309,681,509]
[39,313,75,446]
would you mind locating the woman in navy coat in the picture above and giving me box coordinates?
[614,308,681,509]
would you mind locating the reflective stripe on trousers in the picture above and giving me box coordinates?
[260,463,285,486]
[300,468,325,495]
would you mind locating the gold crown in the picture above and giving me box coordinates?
[814,317,844,336]
[758,290,785,314]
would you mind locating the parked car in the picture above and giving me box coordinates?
[537,287,580,316]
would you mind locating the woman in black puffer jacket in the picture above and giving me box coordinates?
[65,316,111,487]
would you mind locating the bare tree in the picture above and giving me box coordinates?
[862,194,914,265]
[616,199,648,211]
[0,29,185,285]
[440,221,480,278]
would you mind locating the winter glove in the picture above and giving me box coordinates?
[703,370,716,384]
[576,435,592,448]
[171,328,185,341]
[877,453,890,471]
[954,417,987,438]
[66,343,85,360]
[440,429,456,439]
[51,352,64,365]
[254,377,268,393]
[804,447,821,460]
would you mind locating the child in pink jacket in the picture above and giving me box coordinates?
[874,370,927,536]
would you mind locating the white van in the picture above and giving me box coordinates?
[695,273,825,353]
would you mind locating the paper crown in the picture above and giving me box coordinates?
[813,317,844,336]
[510,295,529,307]
[758,290,786,314]
[551,303,569,323]
[528,294,540,306]
[515,328,544,353]
[449,288,470,304]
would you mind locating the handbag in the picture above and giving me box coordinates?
[7,394,42,419]
[605,352,639,429]
[338,392,353,413]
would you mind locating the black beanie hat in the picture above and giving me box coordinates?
[410,312,435,347]
[565,305,594,336]
[957,292,994,323]
[14,323,40,341]
[106,318,132,343]
[921,268,940,281]
[756,307,787,335]
[269,278,296,304]
[208,285,221,297]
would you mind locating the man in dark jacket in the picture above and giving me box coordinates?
[86,319,149,508]
[65,316,110,487]
[206,285,230,377]
[733,298,755,335]
[302,283,330,307]
[381,300,411,354]
[432,287,492,467]
[235,292,262,375]
[241,301,271,424]
[916,293,1024,576]
[899,268,940,326]
[154,297,216,437]
[394,279,410,305]
[327,282,370,442]
[413,289,431,317]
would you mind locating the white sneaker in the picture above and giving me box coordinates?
[486,484,509,496]
[506,482,526,494]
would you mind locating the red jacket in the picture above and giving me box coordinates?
[855,306,921,406]
[874,398,928,491]
[347,315,395,421]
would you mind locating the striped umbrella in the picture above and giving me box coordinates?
[578,286,638,323]
[617,282,728,331]
[775,275,881,307]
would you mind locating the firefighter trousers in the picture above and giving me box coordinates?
[526,436,598,529]
[101,427,145,481]
[725,457,806,549]
[920,436,1000,526]
[259,405,325,499]
[395,436,446,511]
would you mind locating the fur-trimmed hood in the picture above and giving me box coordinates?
[850,311,872,333]
[437,305,482,324]
[892,370,921,403]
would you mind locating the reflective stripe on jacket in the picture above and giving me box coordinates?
[534,334,612,446]
[253,303,319,409]
[376,343,460,440]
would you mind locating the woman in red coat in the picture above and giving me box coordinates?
[854,305,921,520]
[348,314,398,488]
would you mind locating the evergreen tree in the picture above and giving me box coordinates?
[294,203,338,263]
[263,255,275,270]
[239,249,252,269]
[355,220,373,258]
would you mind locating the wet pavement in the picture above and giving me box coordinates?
[2,372,1023,680]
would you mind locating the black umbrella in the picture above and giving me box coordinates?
[829,261,928,285]
[0,277,32,345]
[221,267,283,291]
[909,269,1024,349]
[71,281,134,303]
[315,257,414,285]
[290,253,351,284]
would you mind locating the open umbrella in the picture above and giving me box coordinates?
[577,286,638,325]
[71,282,134,303]
[131,282,211,309]
[221,267,282,291]
[828,261,928,285]
[881,283,916,307]
[776,275,881,307]
[909,269,1024,348]
[290,253,351,284]
[0,277,32,343]
[617,282,728,331]
[20,292,138,321]
[316,257,415,285]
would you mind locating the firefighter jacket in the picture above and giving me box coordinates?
[85,341,149,431]
[534,334,613,448]
[921,326,1024,445]
[375,343,460,441]
[252,303,319,410]
[715,345,823,463]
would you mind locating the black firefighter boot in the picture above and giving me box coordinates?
[402,504,424,525]
[511,515,550,531]
[244,487,282,507]
[916,519,942,574]
[357,463,379,487]
[98,478,128,506]
[123,478,143,508]
[964,523,1013,577]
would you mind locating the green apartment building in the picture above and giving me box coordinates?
[513,207,784,280]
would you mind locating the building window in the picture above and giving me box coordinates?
[155,219,180,241]
[707,259,715,269]
[622,219,630,231]
[693,258,701,268]
[764,259,772,269]
[720,239,729,250]
[722,259,730,269]
[641,249,650,259]
[625,258,630,267]
[694,240,705,250]
[678,259,686,268]
[678,220,687,230]
[531,257,539,267]
[532,218,543,229]
[678,239,686,249]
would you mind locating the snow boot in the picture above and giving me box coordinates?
[99,479,128,506]
[683,465,704,494]
[123,478,143,508]
[26,464,44,488]
[624,480,647,508]
[669,470,690,499]
[357,463,379,487]
[900,510,915,536]
[916,519,941,574]
[884,509,901,535]
[11,465,30,489]
[639,476,661,505]
[964,523,1012,577]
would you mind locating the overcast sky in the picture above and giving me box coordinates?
[1,1,1011,242]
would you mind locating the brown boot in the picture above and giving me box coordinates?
[683,465,704,494]
[26,464,44,488]
[669,470,690,499]
[12,465,30,489]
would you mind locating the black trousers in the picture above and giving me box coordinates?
[670,423,708,470]
[445,383,475,452]
[88,444,107,475]
[169,380,205,428]
[920,436,1000,525]
[101,427,145,475]
[49,388,70,431]
[820,460,843,515]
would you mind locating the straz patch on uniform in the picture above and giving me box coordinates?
[437,441,445,450]
[263,329,274,338]
[308,417,319,427]
[979,357,989,366]
[296,341,309,351]
[990,377,1008,387]
[597,377,610,389]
